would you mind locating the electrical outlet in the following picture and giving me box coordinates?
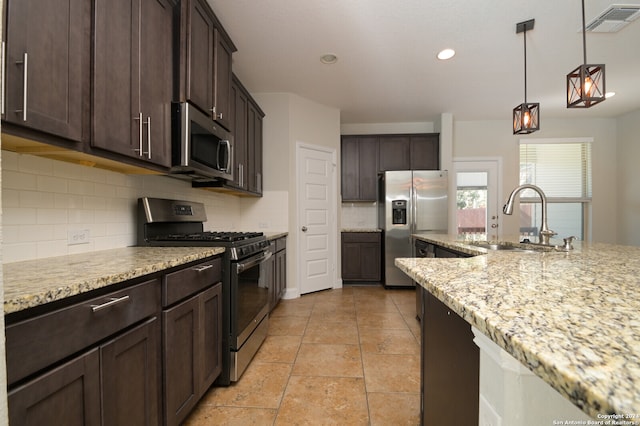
[68,229,91,245]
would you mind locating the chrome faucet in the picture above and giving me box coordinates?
[503,184,556,245]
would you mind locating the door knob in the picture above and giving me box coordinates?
[491,224,498,228]
[301,226,308,232]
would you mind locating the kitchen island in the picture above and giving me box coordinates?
[396,234,640,421]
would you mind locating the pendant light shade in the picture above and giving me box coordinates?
[567,0,606,108]
[513,19,539,135]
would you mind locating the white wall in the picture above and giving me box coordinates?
[616,109,640,246]
[249,93,341,297]
[453,117,618,243]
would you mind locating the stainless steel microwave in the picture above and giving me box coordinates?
[169,102,233,182]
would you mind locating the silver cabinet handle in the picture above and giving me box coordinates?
[133,112,143,156]
[15,53,27,121]
[1,42,5,115]
[193,264,213,272]
[91,295,130,312]
[144,116,151,159]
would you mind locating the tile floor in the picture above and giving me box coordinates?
[184,285,422,425]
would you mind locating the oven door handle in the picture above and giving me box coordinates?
[236,250,272,274]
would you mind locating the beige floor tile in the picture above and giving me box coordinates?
[359,327,420,355]
[183,405,277,426]
[268,315,308,336]
[362,352,421,393]
[206,362,291,409]
[292,343,363,377]
[303,320,359,345]
[253,335,301,364]
[356,311,410,329]
[308,307,357,324]
[367,392,420,426]
[275,376,369,425]
[270,300,314,317]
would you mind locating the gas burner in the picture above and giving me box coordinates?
[150,231,264,243]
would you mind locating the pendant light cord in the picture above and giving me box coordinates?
[523,27,528,103]
[581,0,588,64]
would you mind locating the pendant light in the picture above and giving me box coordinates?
[567,0,606,108]
[513,19,539,135]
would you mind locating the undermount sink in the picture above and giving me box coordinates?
[469,241,551,253]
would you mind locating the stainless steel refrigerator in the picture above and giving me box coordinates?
[378,170,448,287]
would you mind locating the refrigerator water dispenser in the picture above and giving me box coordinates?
[392,200,407,225]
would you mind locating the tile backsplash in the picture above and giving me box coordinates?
[1,151,243,262]
[341,202,378,229]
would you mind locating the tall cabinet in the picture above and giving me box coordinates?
[92,0,173,167]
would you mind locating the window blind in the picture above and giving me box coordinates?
[519,141,592,201]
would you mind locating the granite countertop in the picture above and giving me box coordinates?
[395,234,640,418]
[341,228,382,233]
[264,232,288,241]
[3,246,225,315]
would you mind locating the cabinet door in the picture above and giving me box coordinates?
[359,243,381,281]
[341,242,362,280]
[247,102,263,194]
[199,283,223,393]
[422,291,479,425]
[213,30,233,130]
[358,137,379,200]
[8,349,100,426]
[163,294,200,426]
[139,0,173,167]
[410,134,439,170]
[102,318,160,426]
[186,0,214,115]
[93,0,171,167]
[231,78,248,189]
[378,136,410,171]
[275,247,287,304]
[340,137,359,200]
[4,0,88,141]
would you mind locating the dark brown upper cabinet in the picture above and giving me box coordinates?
[341,136,379,201]
[3,0,89,143]
[378,134,439,171]
[92,0,173,168]
[178,0,236,131]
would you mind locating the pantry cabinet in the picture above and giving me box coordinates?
[2,0,89,143]
[92,0,173,168]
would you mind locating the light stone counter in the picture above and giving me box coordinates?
[395,234,640,419]
[3,246,225,315]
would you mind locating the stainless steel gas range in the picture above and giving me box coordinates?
[137,197,271,385]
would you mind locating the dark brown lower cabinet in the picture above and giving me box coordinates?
[163,283,222,426]
[8,318,160,426]
[341,232,381,282]
[422,290,479,425]
[8,349,101,426]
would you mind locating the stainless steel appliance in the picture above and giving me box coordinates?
[169,102,234,182]
[137,197,270,385]
[378,170,448,287]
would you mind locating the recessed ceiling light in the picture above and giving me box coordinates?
[320,54,338,64]
[437,48,456,60]
[605,91,616,98]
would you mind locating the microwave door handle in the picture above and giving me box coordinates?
[218,140,232,172]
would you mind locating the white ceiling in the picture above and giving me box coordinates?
[211,0,640,124]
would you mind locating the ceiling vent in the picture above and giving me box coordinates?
[584,4,640,33]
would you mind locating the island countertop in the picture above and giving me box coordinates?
[395,234,640,419]
[3,246,225,315]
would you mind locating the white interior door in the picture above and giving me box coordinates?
[296,143,337,295]
[452,159,502,240]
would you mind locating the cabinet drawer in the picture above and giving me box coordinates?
[163,257,222,307]
[342,232,381,243]
[6,278,160,386]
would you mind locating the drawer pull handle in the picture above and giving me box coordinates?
[193,264,214,272]
[91,295,130,312]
